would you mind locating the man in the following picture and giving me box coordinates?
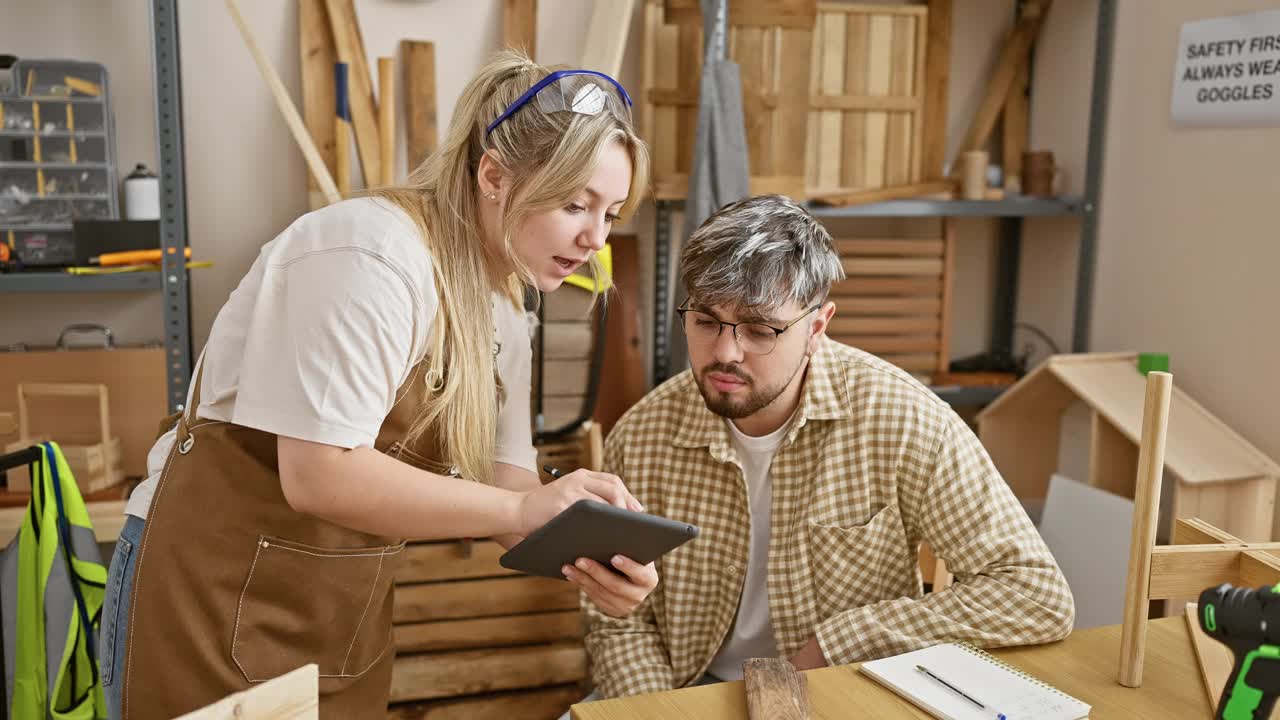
[580,194,1073,700]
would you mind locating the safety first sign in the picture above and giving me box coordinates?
[1172,9,1280,128]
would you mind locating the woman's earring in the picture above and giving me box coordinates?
[486,192,498,201]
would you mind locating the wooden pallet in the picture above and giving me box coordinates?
[825,221,955,380]
[641,1,928,201]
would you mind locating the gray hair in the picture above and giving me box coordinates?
[681,195,845,312]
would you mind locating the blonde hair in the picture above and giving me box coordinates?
[369,50,649,485]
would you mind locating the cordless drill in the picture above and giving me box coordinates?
[1198,583,1280,719]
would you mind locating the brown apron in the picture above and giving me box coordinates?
[121,362,453,719]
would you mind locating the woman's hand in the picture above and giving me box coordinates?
[515,469,643,536]
[563,555,659,617]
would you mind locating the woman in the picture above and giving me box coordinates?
[99,51,654,719]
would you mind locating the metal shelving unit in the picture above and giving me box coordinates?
[0,0,192,412]
[650,0,1115,409]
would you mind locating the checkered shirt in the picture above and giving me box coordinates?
[583,339,1074,698]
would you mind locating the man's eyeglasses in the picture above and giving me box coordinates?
[676,302,820,356]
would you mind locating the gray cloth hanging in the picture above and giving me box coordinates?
[663,0,751,379]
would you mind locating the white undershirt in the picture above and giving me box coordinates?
[706,411,797,681]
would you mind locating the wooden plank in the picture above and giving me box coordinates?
[543,322,593,360]
[1238,550,1280,588]
[676,23,702,178]
[388,685,584,720]
[884,15,912,186]
[829,276,941,296]
[1226,477,1277,544]
[652,12,679,183]
[544,360,591,396]
[1148,546,1241,600]
[774,28,813,195]
[1173,517,1242,546]
[393,576,579,624]
[594,235,647,435]
[910,9,928,181]
[177,664,317,719]
[920,0,951,178]
[402,41,438,171]
[806,23,821,191]
[810,179,953,207]
[542,396,586,430]
[389,643,586,703]
[544,287,596,321]
[503,0,538,58]
[827,316,939,335]
[872,353,937,373]
[379,56,396,186]
[581,0,638,78]
[1184,603,1234,712]
[664,0,817,28]
[841,257,943,276]
[818,3,926,17]
[324,0,382,186]
[952,0,1051,164]
[1003,52,1030,190]
[863,14,892,189]
[394,611,583,654]
[827,336,938,354]
[640,0,659,168]
[936,216,955,376]
[830,296,941,315]
[835,238,943,256]
[738,27,771,178]
[817,11,845,192]
[743,658,808,720]
[396,541,516,583]
[812,94,919,112]
[299,0,337,210]
[839,12,868,191]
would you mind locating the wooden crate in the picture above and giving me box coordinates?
[641,1,928,201]
[806,3,928,197]
[386,424,603,718]
[6,383,124,494]
[641,0,817,200]
[825,220,955,381]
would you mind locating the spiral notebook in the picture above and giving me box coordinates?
[859,642,1090,720]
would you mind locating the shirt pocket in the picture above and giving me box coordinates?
[805,504,914,617]
[231,534,405,682]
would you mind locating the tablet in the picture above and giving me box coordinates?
[499,500,699,580]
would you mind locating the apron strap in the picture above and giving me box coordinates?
[176,353,207,444]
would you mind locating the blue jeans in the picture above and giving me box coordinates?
[100,514,144,720]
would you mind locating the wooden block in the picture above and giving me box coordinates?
[393,576,579,624]
[394,610,584,654]
[324,0,381,186]
[176,663,317,719]
[396,540,516,583]
[401,40,438,171]
[664,0,817,28]
[389,643,586,703]
[1148,546,1242,599]
[1184,602,1234,710]
[299,0,337,210]
[503,0,538,58]
[920,0,950,178]
[743,658,808,720]
[387,684,584,720]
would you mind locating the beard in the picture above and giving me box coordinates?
[695,362,795,419]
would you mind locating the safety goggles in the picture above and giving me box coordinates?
[486,69,633,136]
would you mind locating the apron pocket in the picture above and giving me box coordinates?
[231,535,404,682]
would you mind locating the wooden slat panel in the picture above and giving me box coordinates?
[827,336,939,354]
[813,94,920,112]
[831,296,941,315]
[393,577,579,624]
[819,3,926,17]
[738,27,772,178]
[839,12,868,190]
[396,541,515,584]
[827,316,939,335]
[841,257,943,276]
[544,287,596,321]
[805,17,822,190]
[884,15,913,186]
[830,276,942,296]
[920,0,951,178]
[676,24,701,175]
[817,12,845,191]
[652,13,679,180]
[389,643,586,703]
[544,360,590,396]
[834,238,943,256]
[774,28,813,188]
[388,684,584,720]
[665,0,818,28]
[543,323,592,360]
[394,611,583,654]
[863,14,892,189]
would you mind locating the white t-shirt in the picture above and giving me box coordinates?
[705,412,797,681]
[125,197,538,519]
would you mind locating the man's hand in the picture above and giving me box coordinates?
[789,636,828,671]
[563,554,659,617]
